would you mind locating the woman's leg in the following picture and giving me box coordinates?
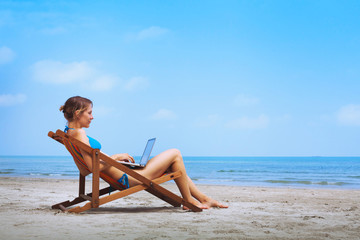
[186,176,228,208]
[129,149,208,209]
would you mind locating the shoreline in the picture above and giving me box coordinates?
[0,177,359,239]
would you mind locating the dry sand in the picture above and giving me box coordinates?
[0,177,359,240]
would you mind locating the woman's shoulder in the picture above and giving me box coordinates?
[68,128,87,139]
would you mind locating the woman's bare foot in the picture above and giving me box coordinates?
[183,198,228,210]
[202,198,228,209]
[183,198,209,210]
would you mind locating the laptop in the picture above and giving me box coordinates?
[120,138,156,168]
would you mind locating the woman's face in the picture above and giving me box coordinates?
[77,105,94,128]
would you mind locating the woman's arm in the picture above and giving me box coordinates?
[110,153,135,163]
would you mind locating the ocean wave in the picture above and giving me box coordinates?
[29,173,77,177]
[348,176,360,179]
[264,180,350,186]
[217,169,276,173]
[0,170,15,174]
[191,178,235,183]
[217,169,325,174]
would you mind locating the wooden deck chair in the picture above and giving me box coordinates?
[48,129,202,213]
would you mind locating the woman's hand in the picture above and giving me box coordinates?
[111,153,134,163]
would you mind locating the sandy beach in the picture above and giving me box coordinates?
[0,177,359,240]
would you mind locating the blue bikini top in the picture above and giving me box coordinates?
[64,126,102,149]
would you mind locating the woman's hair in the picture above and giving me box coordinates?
[59,96,93,122]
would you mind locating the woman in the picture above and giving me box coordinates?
[60,96,228,209]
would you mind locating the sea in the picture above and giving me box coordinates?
[1,156,360,189]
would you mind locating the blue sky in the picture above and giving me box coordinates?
[1,0,360,156]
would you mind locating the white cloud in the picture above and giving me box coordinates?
[0,94,26,106]
[31,60,93,84]
[0,46,15,64]
[126,26,169,41]
[337,104,360,126]
[233,94,260,107]
[151,109,177,120]
[225,114,269,130]
[30,60,116,91]
[124,77,149,91]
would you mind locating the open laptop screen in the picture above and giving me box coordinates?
[140,138,156,165]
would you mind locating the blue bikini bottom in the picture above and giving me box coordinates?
[118,173,129,189]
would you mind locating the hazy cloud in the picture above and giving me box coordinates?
[41,26,67,35]
[337,104,360,126]
[225,114,269,130]
[126,26,169,41]
[124,77,149,91]
[151,109,177,120]
[137,26,168,40]
[0,46,15,64]
[31,60,93,84]
[233,94,260,107]
[92,105,113,117]
[0,93,26,106]
[0,10,13,27]
[195,114,221,127]
[85,75,117,91]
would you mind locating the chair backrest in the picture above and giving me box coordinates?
[63,139,92,176]
[63,138,127,190]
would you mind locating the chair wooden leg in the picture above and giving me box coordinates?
[51,186,113,210]
[91,150,100,208]
[79,174,85,196]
